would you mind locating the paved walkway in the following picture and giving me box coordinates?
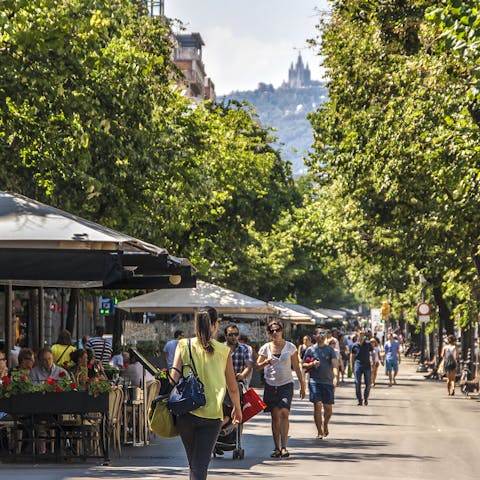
[2,359,480,479]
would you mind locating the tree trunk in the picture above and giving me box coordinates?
[432,285,452,351]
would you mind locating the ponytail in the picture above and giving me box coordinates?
[196,306,218,354]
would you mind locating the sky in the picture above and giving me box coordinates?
[165,0,330,96]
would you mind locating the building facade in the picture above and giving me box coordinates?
[173,33,216,103]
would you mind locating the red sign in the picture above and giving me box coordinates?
[417,302,431,315]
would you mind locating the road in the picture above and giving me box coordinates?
[1,358,479,479]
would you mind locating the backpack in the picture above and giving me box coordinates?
[444,350,456,370]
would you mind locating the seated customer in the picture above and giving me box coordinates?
[69,349,89,383]
[122,352,154,387]
[85,348,107,380]
[11,348,35,376]
[30,347,69,383]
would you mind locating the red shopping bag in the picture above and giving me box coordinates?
[242,388,266,423]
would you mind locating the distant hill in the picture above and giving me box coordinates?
[220,82,328,175]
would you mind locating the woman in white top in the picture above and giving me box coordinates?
[257,320,305,459]
[441,334,459,396]
[369,338,383,387]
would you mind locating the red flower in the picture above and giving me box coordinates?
[46,377,57,385]
[2,376,10,387]
[70,382,77,390]
[19,375,26,382]
[59,370,66,378]
[55,386,62,392]
[87,377,93,383]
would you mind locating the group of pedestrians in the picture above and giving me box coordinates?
[165,309,406,480]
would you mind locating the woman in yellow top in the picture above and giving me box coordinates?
[51,329,76,369]
[171,306,241,480]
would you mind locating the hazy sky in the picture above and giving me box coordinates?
[165,1,329,95]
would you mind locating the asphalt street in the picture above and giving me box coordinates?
[1,358,479,479]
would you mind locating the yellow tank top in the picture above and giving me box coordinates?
[51,344,76,369]
[178,337,230,420]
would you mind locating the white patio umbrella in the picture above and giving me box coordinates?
[117,280,277,315]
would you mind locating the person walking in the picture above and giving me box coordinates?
[370,337,383,387]
[163,330,184,368]
[257,320,306,459]
[170,307,241,480]
[302,327,338,439]
[441,334,459,396]
[298,335,312,390]
[225,324,253,385]
[350,330,373,405]
[384,332,401,386]
[297,335,312,364]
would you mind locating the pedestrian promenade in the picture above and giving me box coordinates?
[2,358,480,479]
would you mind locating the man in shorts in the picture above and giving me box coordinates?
[302,327,338,439]
[384,332,401,386]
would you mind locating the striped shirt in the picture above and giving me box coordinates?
[86,336,112,366]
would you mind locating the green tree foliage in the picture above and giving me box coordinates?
[1,0,347,306]
[308,0,480,330]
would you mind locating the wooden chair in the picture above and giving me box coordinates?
[108,386,124,455]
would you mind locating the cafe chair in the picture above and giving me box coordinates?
[108,386,124,455]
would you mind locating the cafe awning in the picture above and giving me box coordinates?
[269,302,315,325]
[0,191,196,288]
[273,302,328,325]
[117,280,277,315]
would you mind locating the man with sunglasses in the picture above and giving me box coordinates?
[224,324,253,384]
[302,327,338,439]
[350,330,373,406]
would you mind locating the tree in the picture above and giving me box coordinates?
[307,0,480,333]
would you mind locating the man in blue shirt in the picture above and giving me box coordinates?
[163,330,184,368]
[350,330,373,406]
[302,327,338,439]
[384,332,401,386]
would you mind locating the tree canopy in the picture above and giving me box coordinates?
[0,0,357,309]
[307,0,480,332]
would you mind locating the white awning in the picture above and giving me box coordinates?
[117,280,277,315]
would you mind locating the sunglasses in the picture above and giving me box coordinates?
[227,332,239,337]
[268,328,282,334]
[317,332,327,336]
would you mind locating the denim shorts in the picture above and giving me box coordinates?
[263,382,294,412]
[309,380,335,405]
[386,359,399,373]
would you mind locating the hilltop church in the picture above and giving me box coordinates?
[282,53,320,89]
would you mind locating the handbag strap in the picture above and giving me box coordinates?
[187,339,199,377]
[56,345,70,364]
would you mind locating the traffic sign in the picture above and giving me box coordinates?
[419,314,430,323]
[417,302,431,315]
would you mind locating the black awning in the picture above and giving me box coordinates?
[0,249,196,289]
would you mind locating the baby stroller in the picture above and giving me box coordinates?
[213,383,245,460]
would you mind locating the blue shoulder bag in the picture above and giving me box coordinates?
[167,339,206,416]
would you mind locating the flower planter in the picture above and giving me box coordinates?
[0,391,109,415]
